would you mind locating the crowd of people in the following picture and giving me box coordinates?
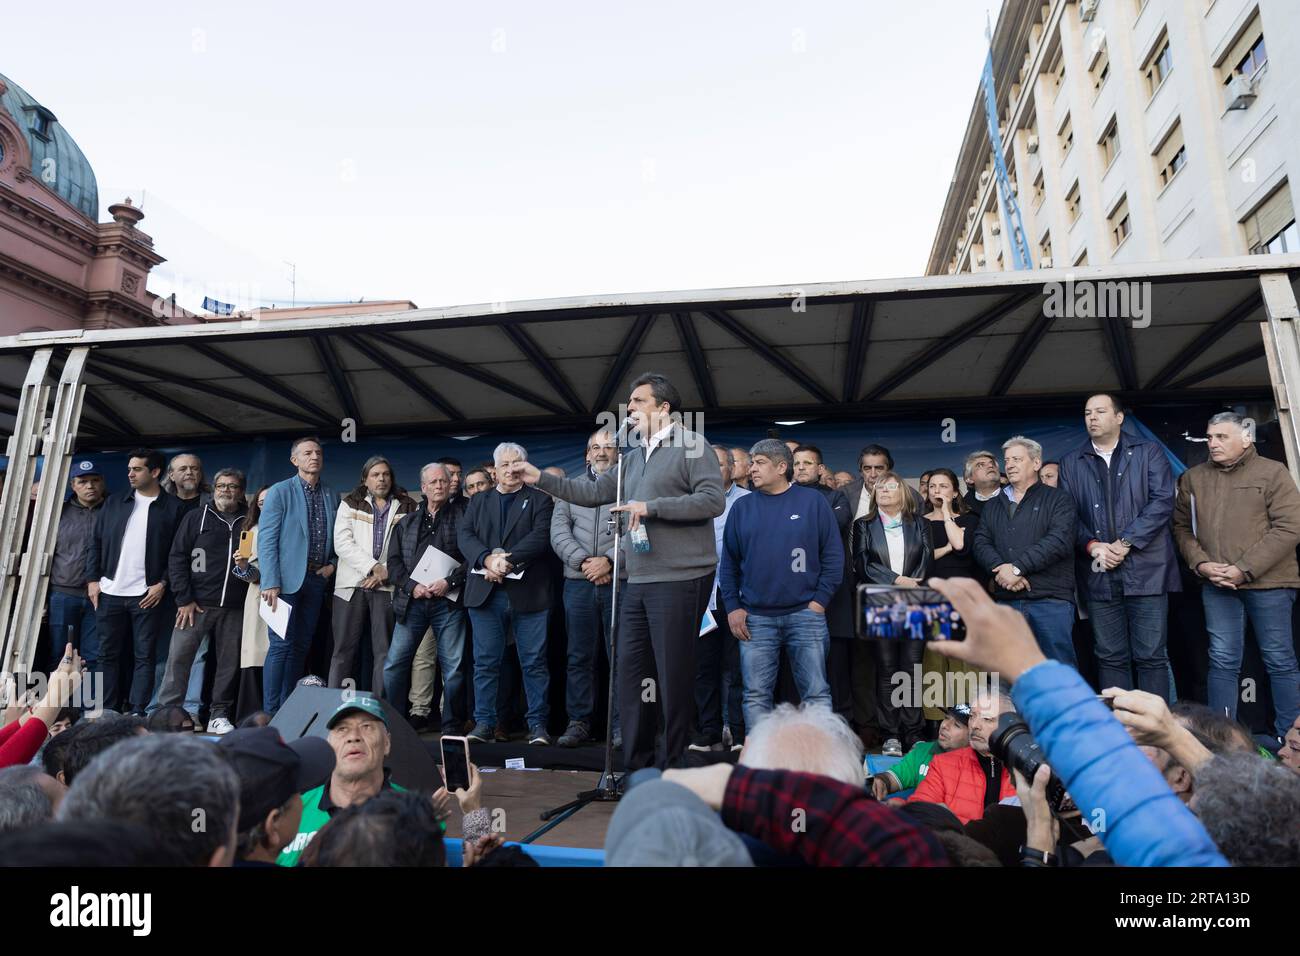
[2,371,1298,867]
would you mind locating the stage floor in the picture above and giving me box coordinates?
[448,768,615,849]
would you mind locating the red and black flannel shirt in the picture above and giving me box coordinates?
[721,766,949,867]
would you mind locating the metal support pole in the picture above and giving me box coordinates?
[5,347,90,674]
[0,348,53,678]
[1258,273,1300,488]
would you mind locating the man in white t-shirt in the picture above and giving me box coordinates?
[85,449,187,715]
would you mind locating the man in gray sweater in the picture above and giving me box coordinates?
[508,373,724,770]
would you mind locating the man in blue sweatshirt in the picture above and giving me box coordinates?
[721,439,844,733]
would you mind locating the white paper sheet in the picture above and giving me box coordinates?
[471,567,524,580]
[411,545,462,587]
[259,597,293,636]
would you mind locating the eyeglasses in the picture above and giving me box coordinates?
[589,444,617,451]
[214,483,243,492]
[878,481,900,492]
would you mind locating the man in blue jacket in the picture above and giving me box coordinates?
[1058,394,1180,701]
[258,436,339,714]
[721,439,844,734]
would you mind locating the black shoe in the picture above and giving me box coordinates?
[557,721,591,748]
[687,735,724,752]
[528,726,553,746]
[465,722,494,743]
[409,713,432,732]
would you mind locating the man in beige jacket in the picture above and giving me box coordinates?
[1172,412,1300,737]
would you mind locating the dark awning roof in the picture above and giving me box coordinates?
[2,254,1295,444]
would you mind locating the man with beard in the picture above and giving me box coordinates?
[158,468,252,734]
[872,705,971,800]
[277,696,402,867]
[552,429,623,748]
[165,453,208,515]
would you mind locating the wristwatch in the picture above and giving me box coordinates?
[1011,565,1022,576]
[1119,538,1132,549]
[1019,845,1056,867]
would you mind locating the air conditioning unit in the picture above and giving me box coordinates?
[1226,72,1258,111]
[1038,257,1054,269]
[1027,134,1040,154]
[1080,0,1100,22]
[991,221,1002,235]
[980,169,991,188]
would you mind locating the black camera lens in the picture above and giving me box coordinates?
[988,712,1068,813]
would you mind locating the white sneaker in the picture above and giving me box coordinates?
[206,717,235,735]
[882,737,903,757]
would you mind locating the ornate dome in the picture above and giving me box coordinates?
[0,71,100,220]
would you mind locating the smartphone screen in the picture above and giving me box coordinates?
[856,585,965,641]
[440,736,471,791]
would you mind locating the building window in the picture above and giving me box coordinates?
[1059,113,1074,157]
[1039,232,1053,262]
[1099,116,1121,168]
[1032,169,1045,208]
[1109,195,1132,249]
[1143,33,1173,96]
[1221,17,1267,85]
[1074,249,1090,267]
[1050,53,1066,97]
[1243,181,1296,254]
[1155,120,1187,188]
[1066,181,1082,224]
[1091,45,1111,94]
[22,106,55,140]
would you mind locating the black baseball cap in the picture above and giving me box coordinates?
[218,727,335,831]
[945,704,973,726]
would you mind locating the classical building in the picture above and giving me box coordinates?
[0,71,196,333]
[927,0,1300,276]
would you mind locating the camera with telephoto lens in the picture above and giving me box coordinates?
[987,713,1069,813]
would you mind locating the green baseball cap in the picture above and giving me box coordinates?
[325,694,388,730]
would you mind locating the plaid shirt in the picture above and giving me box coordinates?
[300,476,328,568]
[721,766,949,867]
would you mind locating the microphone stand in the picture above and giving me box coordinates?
[524,440,628,841]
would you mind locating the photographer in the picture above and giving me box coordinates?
[925,577,1226,867]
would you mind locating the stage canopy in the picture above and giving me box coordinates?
[2,254,1298,446]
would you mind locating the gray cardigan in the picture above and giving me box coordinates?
[535,424,724,584]
[551,469,625,581]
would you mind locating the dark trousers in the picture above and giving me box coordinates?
[873,638,926,747]
[694,589,744,744]
[328,590,394,696]
[618,573,712,770]
[159,607,242,719]
[827,637,854,724]
[96,593,166,713]
[263,571,329,714]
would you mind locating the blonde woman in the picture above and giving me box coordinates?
[233,486,272,702]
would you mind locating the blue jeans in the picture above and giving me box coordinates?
[48,591,97,670]
[184,637,209,715]
[1202,585,1300,737]
[738,607,831,733]
[263,571,329,714]
[1086,592,1170,700]
[385,599,467,730]
[469,589,549,730]
[562,578,619,737]
[1001,598,1077,667]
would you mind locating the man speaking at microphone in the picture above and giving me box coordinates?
[506,373,724,770]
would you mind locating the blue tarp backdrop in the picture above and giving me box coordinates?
[9,411,1185,497]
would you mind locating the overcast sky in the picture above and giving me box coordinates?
[4,0,1001,311]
